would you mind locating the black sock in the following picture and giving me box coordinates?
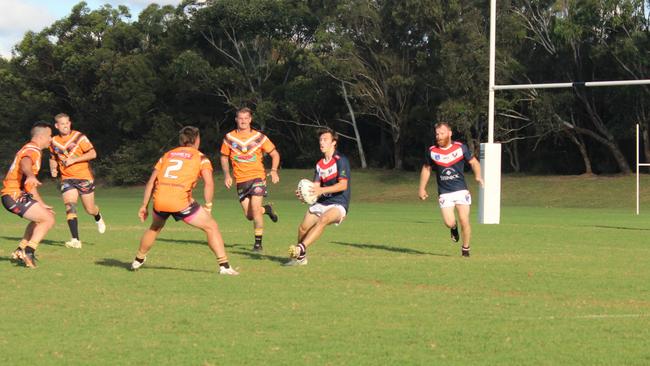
[219,262,231,269]
[25,246,35,255]
[255,235,262,246]
[68,218,79,239]
[297,243,306,259]
[135,257,145,263]
[94,212,102,221]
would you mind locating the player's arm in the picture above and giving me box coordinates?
[139,170,158,222]
[468,157,484,187]
[220,154,232,189]
[64,149,96,166]
[268,149,280,184]
[20,157,51,209]
[49,156,58,178]
[312,179,347,196]
[200,168,214,212]
[418,164,431,200]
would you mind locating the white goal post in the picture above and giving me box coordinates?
[480,0,650,224]
[637,124,650,215]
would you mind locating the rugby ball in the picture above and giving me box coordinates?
[297,179,318,205]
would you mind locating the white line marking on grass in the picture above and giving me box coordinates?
[516,314,649,321]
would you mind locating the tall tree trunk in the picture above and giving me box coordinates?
[341,82,367,168]
[566,132,593,175]
[393,132,403,170]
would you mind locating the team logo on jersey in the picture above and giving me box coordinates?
[234,154,256,163]
[434,154,441,161]
[440,168,460,181]
[169,152,192,159]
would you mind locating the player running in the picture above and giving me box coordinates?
[286,128,351,266]
[130,126,238,275]
[220,107,280,252]
[2,122,56,268]
[418,122,483,257]
[49,113,106,249]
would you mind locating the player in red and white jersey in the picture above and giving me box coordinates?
[1,122,56,268]
[130,126,238,275]
[286,128,351,266]
[418,122,483,257]
[49,113,106,249]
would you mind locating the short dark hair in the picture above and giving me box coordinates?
[434,121,451,130]
[31,121,52,137]
[179,126,200,146]
[236,107,253,117]
[317,127,338,142]
[54,113,70,121]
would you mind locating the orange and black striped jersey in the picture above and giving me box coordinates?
[1,142,42,198]
[152,146,213,212]
[49,130,94,180]
[220,129,275,183]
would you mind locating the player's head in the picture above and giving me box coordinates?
[31,121,53,148]
[54,113,72,135]
[317,127,338,154]
[434,122,452,147]
[179,126,200,148]
[236,107,253,131]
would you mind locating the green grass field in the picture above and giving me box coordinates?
[1,170,650,365]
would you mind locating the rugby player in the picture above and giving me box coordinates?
[130,126,238,275]
[2,122,56,268]
[418,122,483,257]
[220,107,280,252]
[49,113,105,248]
[286,128,351,266]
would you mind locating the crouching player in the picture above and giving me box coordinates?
[130,126,238,275]
[286,128,351,266]
[1,122,56,268]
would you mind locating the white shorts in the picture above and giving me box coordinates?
[309,203,347,225]
[438,190,471,208]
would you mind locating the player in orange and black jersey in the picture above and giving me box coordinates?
[49,113,106,249]
[220,107,280,252]
[130,126,238,275]
[1,122,56,268]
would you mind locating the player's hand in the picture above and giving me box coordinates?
[476,177,484,188]
[418,189,429,201]
[310,185,323,197]
[25,176,42,189]
[269,170,279,184]
[224,175,233,189]
[50,170,58,178]
[138,205,148,222]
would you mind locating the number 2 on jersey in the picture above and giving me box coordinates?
[164,159,183,179]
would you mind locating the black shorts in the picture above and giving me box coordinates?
[153,201,201,222]
[2,193,38,218]
[61,179,96,195]
[236,178,268,201]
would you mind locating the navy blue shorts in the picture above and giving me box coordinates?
[2,193,37,217]
[153,201,201,222]
[236,178,267,201]
[61,179,95,195]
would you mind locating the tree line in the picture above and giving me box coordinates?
[0,0,648,184]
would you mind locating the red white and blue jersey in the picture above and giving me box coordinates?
[313,151,351,211]
[425,141,473,194]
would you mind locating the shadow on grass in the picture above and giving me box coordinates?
[0,236,63,247]
[231,249,288,264]
[155,238,241,249]
[331,241,451,257]
[95,258,213,273]
[591,225,650,231]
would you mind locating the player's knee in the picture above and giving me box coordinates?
[42,212,56,228]
[65,202,78,220]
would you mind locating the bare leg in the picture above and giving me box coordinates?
[301,208,343,248]
[135,214,166,259]
[456,204,471,248]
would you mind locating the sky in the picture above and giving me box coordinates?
[0,0,182,58]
